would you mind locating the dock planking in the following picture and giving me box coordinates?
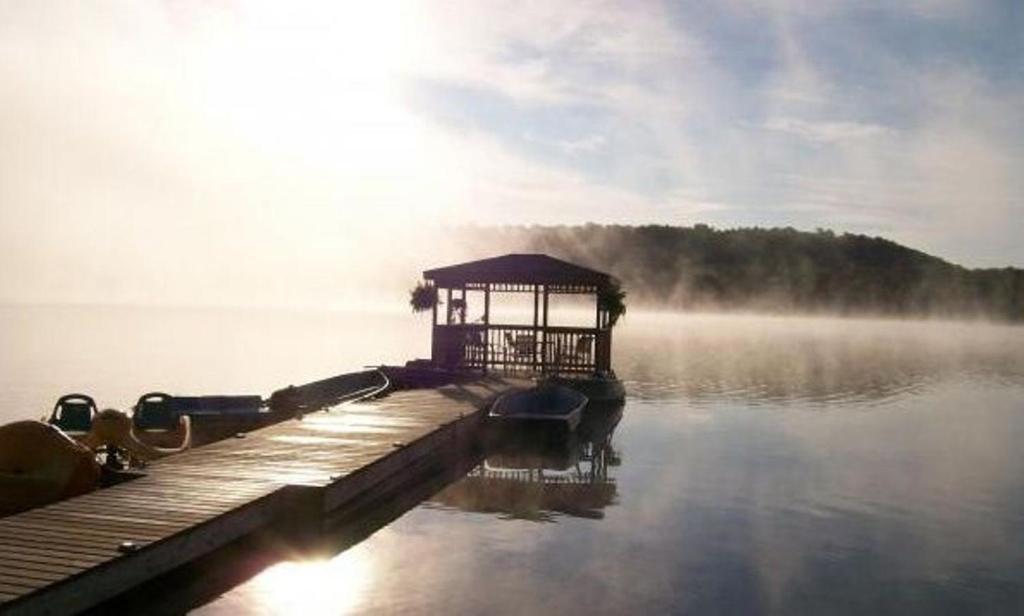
[0,376,525,615]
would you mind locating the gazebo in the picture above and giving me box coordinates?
[418,254,620,375]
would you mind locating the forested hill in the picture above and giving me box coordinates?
[454,225,1024,321]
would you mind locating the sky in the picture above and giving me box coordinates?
[0,1,1021,305]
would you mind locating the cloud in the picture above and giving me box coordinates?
[0,0,1021,305]
[720,0,980,19]
[402,0,703,107]
[762,118,892,144]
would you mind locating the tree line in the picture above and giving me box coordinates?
[455,224,1024,321]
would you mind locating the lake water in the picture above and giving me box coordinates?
[3,305,1024,614]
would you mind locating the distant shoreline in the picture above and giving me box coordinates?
[455,224,1024,323]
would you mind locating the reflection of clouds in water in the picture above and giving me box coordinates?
[611,380,1024,614]
[758,388,1024,613]
[617,313,1024,407]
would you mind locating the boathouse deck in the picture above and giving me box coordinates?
[0,377,525,615]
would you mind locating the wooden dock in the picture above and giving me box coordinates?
[0,377,524,615]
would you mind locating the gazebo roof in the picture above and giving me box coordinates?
[423,254,617,289]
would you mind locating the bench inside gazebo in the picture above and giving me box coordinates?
[419,254,619,375]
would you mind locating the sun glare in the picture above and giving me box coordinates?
[175,0,458,226]
[196,2,411,154]
[248,544,375,615]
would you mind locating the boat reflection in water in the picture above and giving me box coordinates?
[432,402,623,521]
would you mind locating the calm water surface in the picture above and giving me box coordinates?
[3,306,1023,614]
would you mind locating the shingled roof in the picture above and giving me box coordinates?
[423,254,617,289]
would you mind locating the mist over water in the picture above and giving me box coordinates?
[616,312,1024,405]
[2,304,1022,612]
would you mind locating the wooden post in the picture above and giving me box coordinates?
[542,286,549,327]
[432,285,438,326]
[484,284,490,325]
[446,287,452,325]
[532,285,540,371]
[430,286,440,366]
[483,283,490,374]
[541,286,549,373]
[595,289,601,329]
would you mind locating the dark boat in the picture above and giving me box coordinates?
[488,385,588,434]
[132,393,265,448]
[267,368,390,413]
[378,361,476,390]
[541,371,625,403]
[134,369,390,448]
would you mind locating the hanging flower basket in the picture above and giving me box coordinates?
[409,282,438,313]
[599,283,627,327]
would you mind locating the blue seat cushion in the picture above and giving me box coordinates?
[55,402,93,432]
[134,399,180,430]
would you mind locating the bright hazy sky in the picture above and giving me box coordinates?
[1,1,1021,305]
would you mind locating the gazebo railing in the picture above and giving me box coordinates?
[432,324,608,374]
